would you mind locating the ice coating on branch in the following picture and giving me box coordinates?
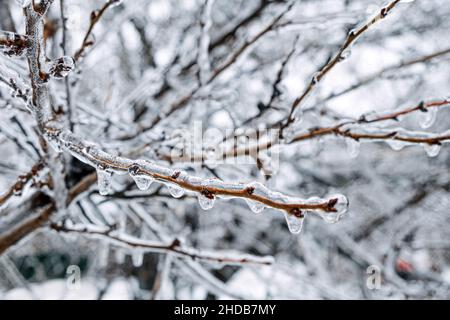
[96,168,112,195]
[418,107,438,129]
[311,195,349,223]
[284,212,305,234]
[49,129,353,223]
[245,199,265,214]
[47,56,75,79]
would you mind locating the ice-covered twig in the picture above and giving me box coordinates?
[319,46,450,104]
[167,98,450,163]
[120,1,295,140]
[44,127,348,219]
[74,0,123,61]
[0,173,96,255]
[0,159,45,208]
[283,0,403,132]
[50,222,274,266]
[24,2,54,130]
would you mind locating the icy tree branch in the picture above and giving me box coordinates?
[50,222,274,266]
[283,0,403,132]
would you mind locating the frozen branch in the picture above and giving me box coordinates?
[74,0,123,62]
[44,127,348,233]
[50,222,274,266]
[283,0,404,132]
[0,159,45,208]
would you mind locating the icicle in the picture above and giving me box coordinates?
[419,107,438,129]
[96,168,112,195]
[97,243,110,268]
[423,143,441,157]
[132,176,153,191]
[197,192,215,210]
[128,163,154,191]
[115,249,125,264]
[386,139,407,151]
[284,212,305,234]
[244,199,265,214]
[339,48,352,61]
[167,183,185,198]
[131,251,144,267]
[346,138,360,158]
[47,56,75,79]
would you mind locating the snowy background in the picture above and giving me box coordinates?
[0,0,449,299]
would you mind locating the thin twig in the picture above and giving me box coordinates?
[50,222,274,266]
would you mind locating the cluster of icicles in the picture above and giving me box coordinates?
[47,130,349,235]
[98,165,349,235]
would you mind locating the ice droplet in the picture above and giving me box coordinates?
[419,108,437,129]
[423,143,441,157]
[386,139,407,151]
[48,56,75,79]
[131,251,144,267]
[132,176,153,191]
[323,194,349,223]
[339,48,352,61]
[284,212,304,234]
[15,0,32,8]
[128,163,154,190]
[198,192,215,210]
[245,199,265,214]
[167,184,185,198]
[97,169,112,195]
[346,138,360,158]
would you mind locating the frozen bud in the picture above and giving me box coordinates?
[48,56,75,79]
